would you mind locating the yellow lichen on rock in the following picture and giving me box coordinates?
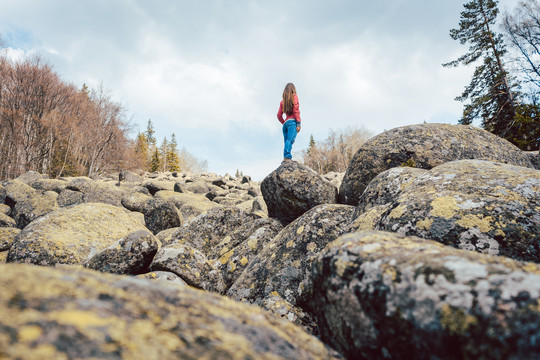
[416,218,433,231]
[456,214,493,233]
[389,205,407,219]
[430,196,458,219]
[440,304,478,335]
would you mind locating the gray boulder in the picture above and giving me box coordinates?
[0,263,342,359]
[151,242,226,294]
[143,198,184,235]
[312,230,540,359]
[7,203,147,266]
[227,204,355,310]
[373,160,540,262]
[169,207,259,255]
[0,227,20,251]
[339,124,535,205]
[85,229,160,275]
[56,189,85,207]
[261,161,338,225]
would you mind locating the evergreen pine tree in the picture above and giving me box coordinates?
[149,147,161,172]
[444,0,518,137]
[159,137,169,172]
[145,119,157,149]
[167,133,181,172]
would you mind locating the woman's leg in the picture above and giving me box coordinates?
[283,120,298,159]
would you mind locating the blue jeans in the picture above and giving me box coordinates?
[282,119,298,159]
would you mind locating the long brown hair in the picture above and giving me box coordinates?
[282,83,297,114]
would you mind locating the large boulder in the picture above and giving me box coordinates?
[372,160,540,262]
[312,230,540,359]
[0,264,342,359]
[212,218,283,290]
[0,227,20,251]
[261,161,338,225]
[3,180,59,229]
[85,229,160,275]
[151,242,226,294]
[169,207,259,255]
[227,204,355,310]
[7,203,148,266]
[339,124,535,205]
[143,198,184,235]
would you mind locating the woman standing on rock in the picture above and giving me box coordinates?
[277,83,301,162]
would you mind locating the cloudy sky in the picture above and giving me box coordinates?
[0,0,520,180]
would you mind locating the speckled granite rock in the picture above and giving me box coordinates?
[0,213,16,228]
[85,229,160,275]
[135,270,188,286]
[143,198,184,235]
[151,242,226,294]
[212,218,283,290]
[356,166,428,214]
[312,230,540,359]
[339,124,535,205]
[261,161,338,225]
[7,203,147,266]
[227,204,355,311]
[373,160,540,262]
[121,191,152,212]
[11,190,59,229]
[170,207,259,255]
[0,263,342,359]
[0,227,20,251]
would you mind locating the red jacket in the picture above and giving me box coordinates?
[277,94,301,125]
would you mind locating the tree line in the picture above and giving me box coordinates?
[445,0,540,150]
[301,126,373,174]
[0,39,207,179]
[133,120,208,174]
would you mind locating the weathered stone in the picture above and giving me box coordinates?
[0,204,10,215]
[119,170,143,183]
[355,166,428,214]
[56,189,84,207]
[142,180,175,195]
[143,198,184,235]
[213,218,283,290]
[155,227,181,244]
[7,203,148,266]
[184,179,210,194]
[525,150,540,170]
[0,252,6,263]
[0,263,342,359]
[227,204,355,311]
[72,180,127,207]
[261,161,338,225]
[0,213,16,228]
[151,242,226,294]
[121,192,153,213]
[173,181,186,193]
[30,178,68,193]
[339,123,535,205]
[263,292,319,335]
[11,190,59,229]
[135,270,188,286]
[322,171,345,189]
[374,160,540,262]
[179,198,222,221]
[312,230,540,359]
[170,207,259,255]
[85,229,160,275]
[4,180,36,208]
[15,170,43,185]
[0,227,21,251]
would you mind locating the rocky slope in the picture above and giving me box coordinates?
[1,123,539,359]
